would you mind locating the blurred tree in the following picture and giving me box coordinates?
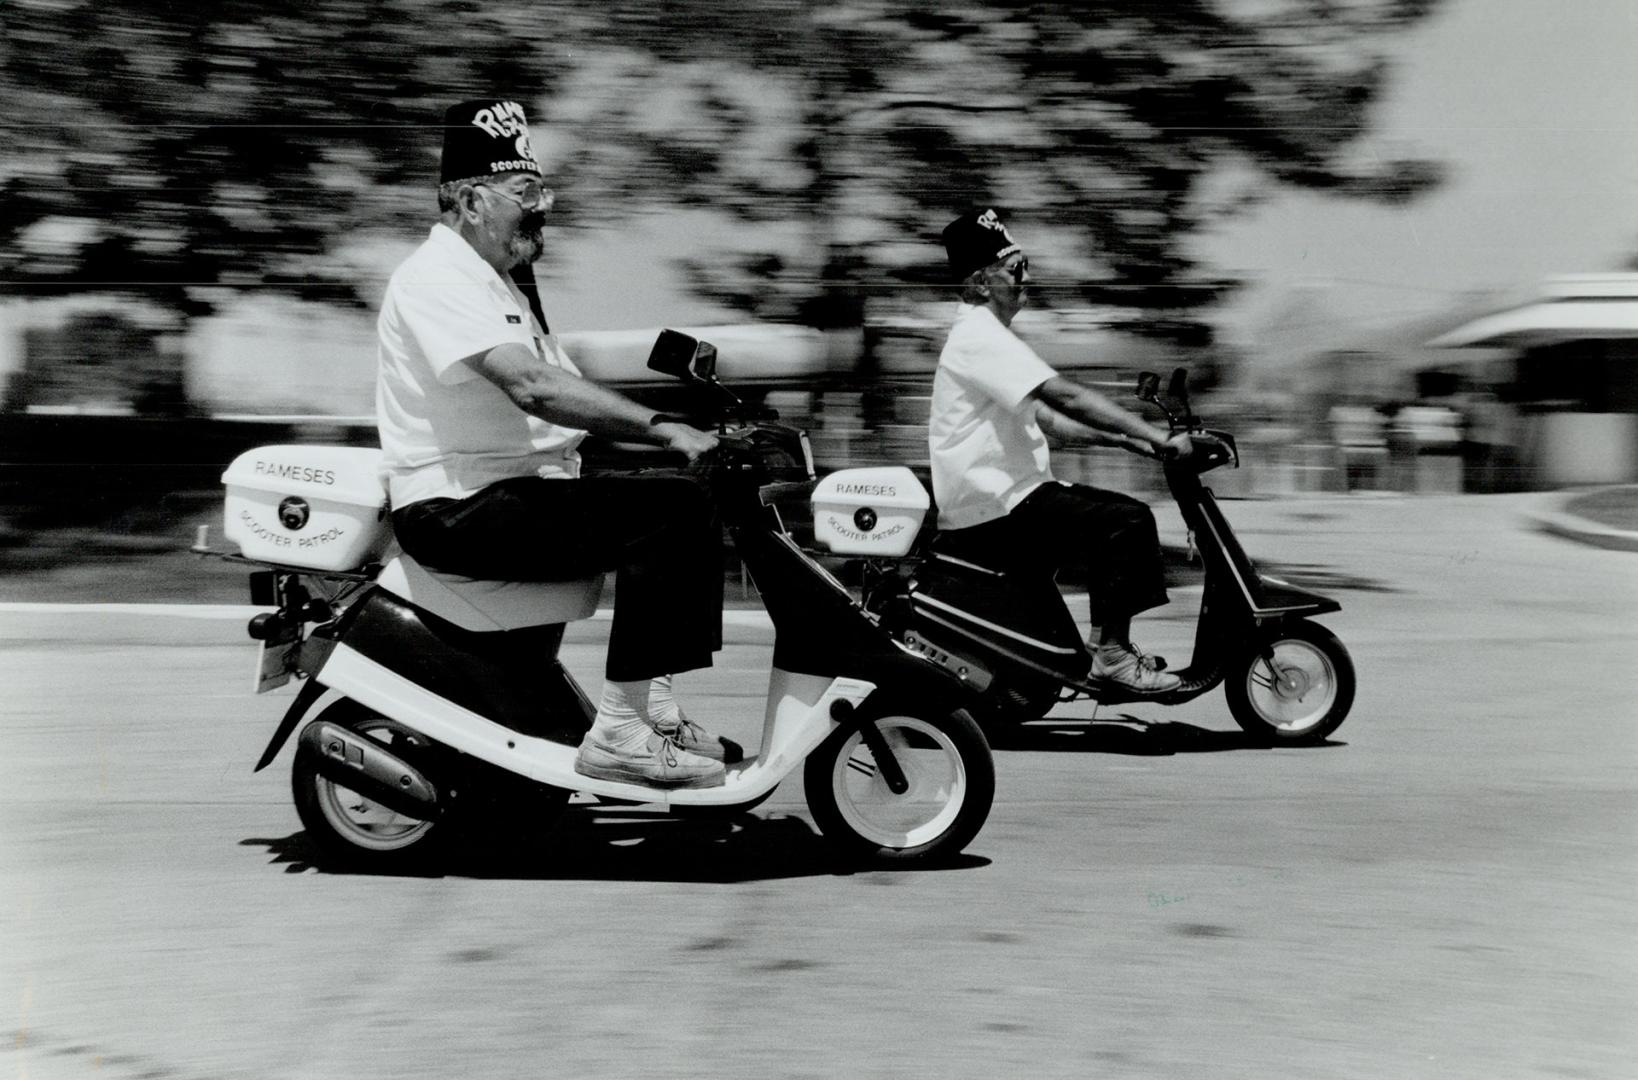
[552,0,1449,344]
[1,0,1447,357]
[0,0,587,324]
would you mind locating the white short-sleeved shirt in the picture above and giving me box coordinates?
[377,224,586,508]
[929,303,1060,530]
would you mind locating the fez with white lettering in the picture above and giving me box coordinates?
[440,99,543,183]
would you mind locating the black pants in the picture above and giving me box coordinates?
[392,475,722,681]
[932,482,1168,625]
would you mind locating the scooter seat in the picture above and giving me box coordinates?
[374,554,605,632]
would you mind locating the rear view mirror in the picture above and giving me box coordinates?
[1167,367,1189,406]
[647,329,720,384]
[647,329,700,379]
[1136,372,1160,402]
[692,341,717,382]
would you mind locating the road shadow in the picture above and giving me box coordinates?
[985,716,1347,755]
[241,810,991,882]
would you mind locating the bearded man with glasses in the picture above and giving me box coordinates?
[374,99,736,788]
[927,209,1195,693]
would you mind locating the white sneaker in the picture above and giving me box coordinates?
[574,731,725,788]
[1090,642,1181,693]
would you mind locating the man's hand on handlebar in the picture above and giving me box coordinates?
[655,421,719,462]
[1160,432,1195,460]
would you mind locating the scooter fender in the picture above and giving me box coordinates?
[851,646,975,718]
[253,677,329,773]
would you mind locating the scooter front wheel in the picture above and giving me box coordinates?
[804,706,994,865]
[292,702,445,870]
[1225,620,1355,744]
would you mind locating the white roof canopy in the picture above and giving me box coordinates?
[1429,275,1638,348]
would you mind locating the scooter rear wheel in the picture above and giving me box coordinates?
[292,702,445,870]
[804,706,993,865]
[1225,620,1355,744]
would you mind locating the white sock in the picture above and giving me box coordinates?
[647,674,685,733]
[591,679,657,751]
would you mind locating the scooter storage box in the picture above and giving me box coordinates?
[222,445,392,571]
[811,466,929,557]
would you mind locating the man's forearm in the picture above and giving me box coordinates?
[1034,376,1167,447]
[1035,401,1154,453]
[1035,401,1122,445]
[521,368,662,441]
[470,343,664,443]
[1067,386,1172,445]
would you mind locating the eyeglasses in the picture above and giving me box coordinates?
[476,180,554,212]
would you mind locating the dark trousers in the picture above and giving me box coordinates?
[392,475,722,681]
[932,482,1169,625]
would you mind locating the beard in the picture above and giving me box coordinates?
[507,226,544,266]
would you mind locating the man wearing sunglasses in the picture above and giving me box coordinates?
[928,209,1193,693]
[374,99,735,788]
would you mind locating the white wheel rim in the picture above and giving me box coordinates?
[313,720,434,852]
[1246,639,1338,733]
[830,716,967,850]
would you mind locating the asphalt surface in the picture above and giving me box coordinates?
[2,492,1635,1079]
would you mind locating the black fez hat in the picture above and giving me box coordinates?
[440,99,543,183]
[942,209,1023,282]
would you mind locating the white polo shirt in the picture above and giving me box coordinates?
[929,303,1059,530]
[377,224,586,508]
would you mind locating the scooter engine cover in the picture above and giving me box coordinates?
[910,556,1085,675]
[811,466,929,557]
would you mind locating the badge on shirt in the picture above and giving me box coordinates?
[506,314,522,324]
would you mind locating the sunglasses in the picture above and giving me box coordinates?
[997,257,1029,282]
[476,180,555,212]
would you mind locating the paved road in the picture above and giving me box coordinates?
[3,494,1635,1079]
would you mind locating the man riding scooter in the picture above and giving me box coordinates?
[929,210,1194,693]
[375,98,734,788]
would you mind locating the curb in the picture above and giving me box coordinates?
[1523,487,1638,552]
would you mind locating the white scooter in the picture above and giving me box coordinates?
[198,331,993,870]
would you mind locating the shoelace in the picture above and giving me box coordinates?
[1097,642,1164,679]
[654,730,682,768]
[664,716,718,753]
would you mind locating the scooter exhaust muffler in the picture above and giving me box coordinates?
[298,720,442,820]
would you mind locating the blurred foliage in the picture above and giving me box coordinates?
[1,0,1446,338]
[0,0,583,319]
[7,311,188,414]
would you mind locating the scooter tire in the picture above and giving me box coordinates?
[804,705,994,865]
[291,701,448,872]
[1225,620,1355,745]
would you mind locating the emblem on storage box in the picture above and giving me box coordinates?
[278,496,311,531]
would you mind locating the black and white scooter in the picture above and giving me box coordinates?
[199,331,993,870]
[860,369,1357,745]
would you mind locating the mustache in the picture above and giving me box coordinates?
[519,212,547,233]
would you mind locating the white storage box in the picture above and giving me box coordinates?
[222,445,392,571]
[811,466,929,557]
